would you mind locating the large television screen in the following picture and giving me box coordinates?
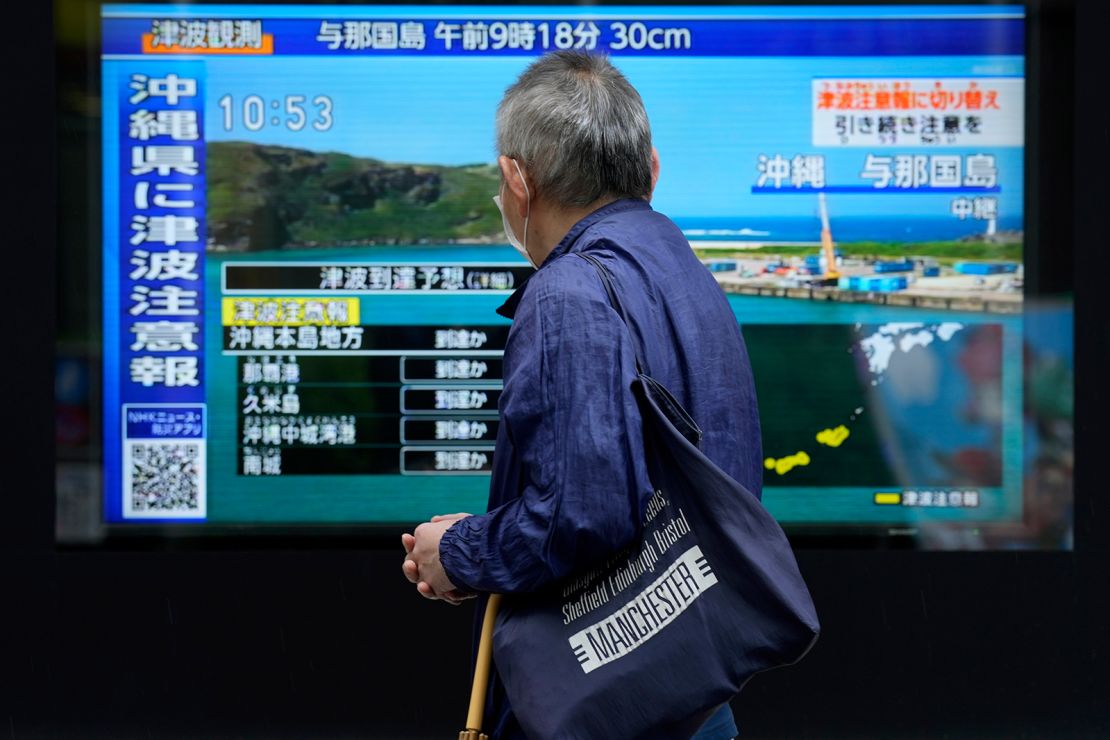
[56,2,1073,548]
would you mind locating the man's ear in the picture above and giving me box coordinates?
[649,147,661,200]
[498,155,531,218]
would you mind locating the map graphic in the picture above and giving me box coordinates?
[749,322,1000,488]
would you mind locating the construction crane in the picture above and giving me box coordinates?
[818,192,840,282]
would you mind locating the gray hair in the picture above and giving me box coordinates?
[496,51,653,208]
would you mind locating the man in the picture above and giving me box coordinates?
[402,51,762,740]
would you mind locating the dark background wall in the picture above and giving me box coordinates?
[4,1,1107,737]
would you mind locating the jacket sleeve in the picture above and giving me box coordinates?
[438,263,651,594]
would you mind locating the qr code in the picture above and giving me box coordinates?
[127,441,202,513]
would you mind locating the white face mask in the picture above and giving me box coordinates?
[492,159,535,268]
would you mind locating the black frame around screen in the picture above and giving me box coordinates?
[54,0,1075,549]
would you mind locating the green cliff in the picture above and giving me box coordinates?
[207,141,503,251]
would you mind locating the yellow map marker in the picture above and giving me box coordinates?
[764,451,811,476]
[816,425,850,448]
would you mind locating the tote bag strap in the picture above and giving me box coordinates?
[577,252,645,374]
[577,252,703,447]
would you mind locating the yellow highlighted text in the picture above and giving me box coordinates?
[222,297,359,326]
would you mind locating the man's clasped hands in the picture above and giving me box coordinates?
[401,512,476,605]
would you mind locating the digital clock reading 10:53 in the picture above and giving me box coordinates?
[217,94,334,132]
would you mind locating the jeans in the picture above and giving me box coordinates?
[690,704,738,740]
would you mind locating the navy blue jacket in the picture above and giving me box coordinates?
[439,198,762,739]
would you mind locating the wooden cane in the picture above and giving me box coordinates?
[458,593,502,740]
